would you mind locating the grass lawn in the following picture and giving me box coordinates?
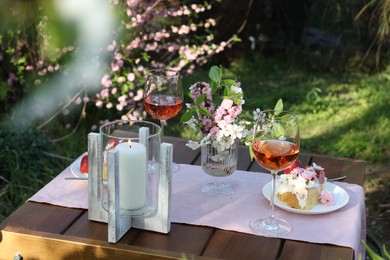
[176,54,390,164]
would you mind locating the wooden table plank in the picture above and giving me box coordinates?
[164,136,200,164]
[131,223,214,256]
[0,229,197,260]
[203,230,282,259]
[1,202,84,234]
[279,240,354,260]
[311,154,365,186]
[64,211,141,245]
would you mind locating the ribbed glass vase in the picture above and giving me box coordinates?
[200,140,238,196]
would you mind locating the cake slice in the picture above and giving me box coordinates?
[277,163,327,210]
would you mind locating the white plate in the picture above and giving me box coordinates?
[262,181,349,215]
[70,154,88,179]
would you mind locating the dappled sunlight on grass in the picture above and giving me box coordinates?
[173,55,390,164]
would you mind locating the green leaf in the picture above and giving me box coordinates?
[211,81,217,94]
[224,86,230,97]
[209,66,221,83]
[249,145,254,160]
[196,94,206,105]
[362,240,385,260]
[17,56,26,64]
[383,245,389,258]
[223,79,236,88]
[199,107,211,117]
[180,111,193,123]
[231,34,242,42]
[274,99,283,115]
[212,93,222,108]
[274,123,285,139]
[0,83,10,100]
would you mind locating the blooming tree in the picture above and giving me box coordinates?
[97,1,240,123]
[0,1,240,129]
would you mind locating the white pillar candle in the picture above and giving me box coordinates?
[116,140,147,211]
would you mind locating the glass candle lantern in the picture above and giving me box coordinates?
[99,120,161,216]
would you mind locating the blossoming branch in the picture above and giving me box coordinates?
[180,66,250,153]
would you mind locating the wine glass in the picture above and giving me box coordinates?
[143,69,183,171]
[250,110,300,236]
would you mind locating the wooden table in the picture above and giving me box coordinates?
[0,136,366,260]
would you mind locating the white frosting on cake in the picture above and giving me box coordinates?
[277,167,323,209]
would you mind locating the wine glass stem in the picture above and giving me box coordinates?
[160,120,167,141]
[268,170,277,223]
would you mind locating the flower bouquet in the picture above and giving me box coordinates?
[180,66,250,154]
[180,65,252,196]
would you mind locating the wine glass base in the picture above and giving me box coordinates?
[250,217,291,237]
[148,161,180,174]
[201,182,234,197]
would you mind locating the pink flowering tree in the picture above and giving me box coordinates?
[0,1,240,130]
[96,1,240,123]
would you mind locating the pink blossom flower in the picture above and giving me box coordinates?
[38,69,47,76]
[317,170,326,184]
[95,100,103,108]
[210,126,219,140]
[117,77,125,83]
[118,95,127,103]
[101,74,112,88]
[220,99,233,110]
[320,191,334,206]
[127,73,135,81]
[36,61,44,69]
[202,118,213,132]
[133,89,143,101]
[116,103,123,111]
[7,73,15,86]
[301,168,317,181]
[111,62,120,72]
[107,40,116,52]
[100,88,109,99]
[290,167,305,176]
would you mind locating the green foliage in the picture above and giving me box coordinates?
[355,0,390,67]
[209,65,222,85]
[363,240,390,260]
[274,99,283,115]
[176,53,390,164]
[0,124,63,220]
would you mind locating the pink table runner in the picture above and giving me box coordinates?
[29,160,366,259]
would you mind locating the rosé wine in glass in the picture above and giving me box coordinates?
[250,110,300,237]
[252,140,299,172]
[144,69,183,172]
[144,94,183,121]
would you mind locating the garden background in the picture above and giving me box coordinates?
[0,0,389,254]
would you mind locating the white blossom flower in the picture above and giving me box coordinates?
[186,140,201,150]
[253,108,265,122]
[231,85,242,94]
